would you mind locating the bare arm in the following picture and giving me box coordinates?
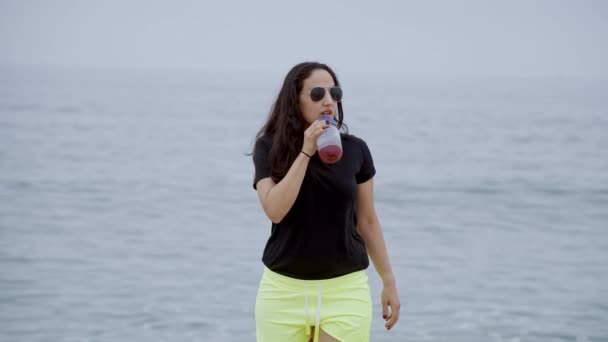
[255,119,329,223]
[356,178,401,329]
[256,152,310,223]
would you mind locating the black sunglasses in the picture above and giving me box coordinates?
[302,86,343,102]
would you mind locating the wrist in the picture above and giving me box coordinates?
[382,275,396,287]
[300,150,314,158]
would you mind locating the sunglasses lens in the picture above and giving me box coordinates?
[330,87,343,102]
[310,87,326,102]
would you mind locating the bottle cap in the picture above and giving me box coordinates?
[323,113,338,125]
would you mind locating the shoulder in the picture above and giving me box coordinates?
[255,134,273,146]
[253,135,274,163]
[254,135,273,151]
[343,134,376,180]
[342,133,371,152]
[342,132,365,145]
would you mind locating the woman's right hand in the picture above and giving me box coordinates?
[302,119,329,156]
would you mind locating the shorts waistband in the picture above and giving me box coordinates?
[262,267,368,288]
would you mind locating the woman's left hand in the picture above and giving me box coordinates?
[381,283,401,330]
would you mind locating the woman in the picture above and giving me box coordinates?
[252,62,400,342]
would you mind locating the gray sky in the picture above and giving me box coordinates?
[1,0,607,77]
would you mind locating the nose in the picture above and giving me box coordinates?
[321,89,334,105]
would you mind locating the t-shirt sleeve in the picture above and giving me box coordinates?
[253,137,272,190]
[356,140,376,184]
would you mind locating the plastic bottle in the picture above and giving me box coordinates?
[317,114,343,164]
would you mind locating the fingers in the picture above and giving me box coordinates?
[311,119,329,131]
[381,285,401,330]
[318,120,330,131]
[304,120,329,138]
[382,297,389,320]
[302,120,330,153]
[384,301,401,330]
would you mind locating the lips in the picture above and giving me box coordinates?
[321,110,334,118]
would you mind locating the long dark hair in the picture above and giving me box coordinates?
[253,62,348,181]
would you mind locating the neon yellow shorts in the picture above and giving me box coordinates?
[255,267,372,342]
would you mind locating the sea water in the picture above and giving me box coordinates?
[1,66,607,341]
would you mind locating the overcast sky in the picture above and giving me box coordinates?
[1,0,607,77]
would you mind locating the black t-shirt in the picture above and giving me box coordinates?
[252,133,376,280]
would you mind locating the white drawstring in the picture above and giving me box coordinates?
[314,285,323,342]
[304,284,323,342]
[304,285,310,334]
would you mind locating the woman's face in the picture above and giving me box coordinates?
[298,69,338,128]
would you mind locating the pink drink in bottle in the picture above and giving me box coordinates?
[317,114,343,164]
